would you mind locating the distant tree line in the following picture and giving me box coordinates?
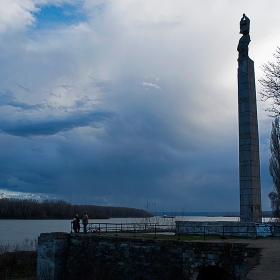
[0,198,152,219]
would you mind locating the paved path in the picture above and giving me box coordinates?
[245,238,280,280]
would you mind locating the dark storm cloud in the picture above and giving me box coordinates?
[50,139,240,211]
[0,0,278,211]
[0,110,113,137]
[0,90,42,110]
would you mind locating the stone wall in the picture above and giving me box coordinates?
[37,232,259,280]
[176,221,280,238]
[37,232,69,280]
[238,57,262,222]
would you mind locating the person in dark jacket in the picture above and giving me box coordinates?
[72,214,80,233]
[82,213,88,233]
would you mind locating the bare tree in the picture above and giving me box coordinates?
[259,47,280,117]
[269,117,280,216]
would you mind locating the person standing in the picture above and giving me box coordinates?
[76,214,80,233]
[72,214,79,233]
[82,212,88,233]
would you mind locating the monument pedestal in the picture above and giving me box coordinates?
[238,57,262,222]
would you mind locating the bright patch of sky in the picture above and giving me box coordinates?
[0,188,51,201]
[33,3,88,29]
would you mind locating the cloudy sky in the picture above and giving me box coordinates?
[0,0,279,212]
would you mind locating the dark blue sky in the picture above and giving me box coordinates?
[0,0,278,212]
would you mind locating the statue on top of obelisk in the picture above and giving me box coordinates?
[237,14,251,59]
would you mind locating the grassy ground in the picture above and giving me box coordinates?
[135,233,247,241]
[138,234,221,241]
[102,231,249,241]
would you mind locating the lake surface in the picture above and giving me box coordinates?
[0,216,240,248]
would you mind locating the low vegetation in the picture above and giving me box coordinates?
[0,238,37,280]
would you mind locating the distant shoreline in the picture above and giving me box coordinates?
[154,211,274,218]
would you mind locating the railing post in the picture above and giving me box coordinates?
[134,228,136,237]
[154,224,157,239]
[203,226,206,241]
[98,223,101,235]
[115,224,118,236]
[121,223,123,232]
[177,224,180,240]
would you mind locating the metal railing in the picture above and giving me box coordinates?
[71,222,175,238]
[71,222,280,240]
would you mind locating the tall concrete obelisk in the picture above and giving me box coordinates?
[237,14,262,222]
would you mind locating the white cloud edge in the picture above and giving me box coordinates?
[142,82,161,90]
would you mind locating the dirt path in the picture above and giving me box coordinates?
[245,238,280,280]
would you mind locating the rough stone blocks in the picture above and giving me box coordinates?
[238,57,261,222]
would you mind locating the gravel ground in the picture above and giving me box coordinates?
[244,237,280,280]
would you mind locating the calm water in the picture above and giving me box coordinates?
[0,216,239,247]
